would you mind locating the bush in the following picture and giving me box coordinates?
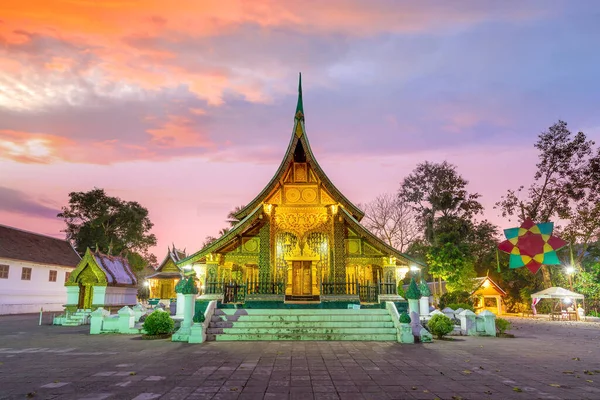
[143,310,174,336]
[439,291,472,309]
[399,312,411,323]
[397,282,406,298]
[495,318,512,335]
[427,314,454,339]
[447,303,474,312]
[587,310,600,317]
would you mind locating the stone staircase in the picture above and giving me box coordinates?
[207,308,397,341]
[61,309,92,326]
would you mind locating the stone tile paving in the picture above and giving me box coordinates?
[0,314,599,400]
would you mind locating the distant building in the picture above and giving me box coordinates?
[0,224,81,314]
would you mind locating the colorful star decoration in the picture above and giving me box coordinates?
[498,219,568,274]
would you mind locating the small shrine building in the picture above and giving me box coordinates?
[65,248,138,311]
[172,75,425,303]
[145,246,187,300]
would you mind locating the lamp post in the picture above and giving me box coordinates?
[565,266,574,292]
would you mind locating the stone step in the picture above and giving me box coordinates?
[207,327,397,335]
[214,309,388,316]
[212,314,393,323]
[214,333,397,341]
[210,320,395,329]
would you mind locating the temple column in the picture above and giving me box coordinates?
[258,217,271,293]
[333,216,346,293]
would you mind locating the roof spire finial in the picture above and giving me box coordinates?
[295,72,304,121]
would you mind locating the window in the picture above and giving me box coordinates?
[0,264,8,279]
[21,267,32,281]
[49,270,57,282]
[65,272,71,283]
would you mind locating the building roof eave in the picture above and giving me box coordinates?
[339,207,427,268]
[178,205,264,266]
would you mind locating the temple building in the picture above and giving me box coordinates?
[145,246,187,300]
[175,75,424,303]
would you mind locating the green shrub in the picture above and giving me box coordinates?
[427,314,454,339]
[397,282,406,298]
[447,303,474,312]
[495,318,512,335]
[587,310,600,317]
[143,310,174,336]
[405,278,421,300]
[399,312,411,323]
[439,291,473,309]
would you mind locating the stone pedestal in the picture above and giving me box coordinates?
[419,327,433,342]
[172,294,196,342]
[459,309,476,336]
[90,307,108,334]
[188,324,205,344]
[117,306,135,333]
[419,296,430,317]
[399,322,414,344]
[175,293,185,319]
[408,299,422,336]
[477,310,496,336]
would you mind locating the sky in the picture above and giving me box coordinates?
[1,1,600,260]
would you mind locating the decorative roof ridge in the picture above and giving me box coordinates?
[339,207,426,267]
[233,75,365,221]
[92,249,117,284]
[179,204,264,265]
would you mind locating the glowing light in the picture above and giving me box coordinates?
[564,297,572,304]
[482,279,491,288]
[410,265,420,272]
[565,266,575,274]
[184,265,192,271]
[143,281,149,287]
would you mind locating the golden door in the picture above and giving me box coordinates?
[292,261,312,295]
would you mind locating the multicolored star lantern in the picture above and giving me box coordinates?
[498,219,568,274]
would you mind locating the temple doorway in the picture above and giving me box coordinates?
[292,261,312,296]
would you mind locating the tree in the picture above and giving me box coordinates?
[226,204,246,227]
[496,120,600,288]
[360,193,420,252]
[57,188,157,271]
[400,161,485,292]
[401,161,483,242]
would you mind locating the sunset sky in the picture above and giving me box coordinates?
[1,1,600,259]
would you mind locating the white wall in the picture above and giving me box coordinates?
[0,257,74,314]
[104,286,137,306]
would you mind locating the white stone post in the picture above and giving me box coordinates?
[419,296,430,317]
[65,286,80,308]
[132,303,145,322]
[90,307,108,334]
[172,293,196,342]
[408,299,421,336]
[442,307,455,320]
[478,310,497,336]
[175,292,185,319]
[117,306,135,333]
[459,309,477,336]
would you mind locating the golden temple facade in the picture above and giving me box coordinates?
[176,75,424,302]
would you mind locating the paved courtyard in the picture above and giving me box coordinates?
[0,314,599,400]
